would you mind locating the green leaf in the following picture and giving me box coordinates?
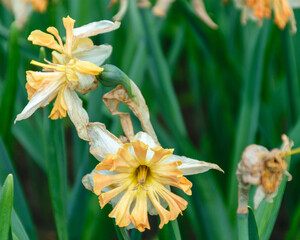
[0,174,14,240]
[237,213,248,240]
[248,207,259,240]
[44,118,68,240]
[228,23,271,217]
[11,209,30,240]
[0,22,19,141]
[0,137,37,239]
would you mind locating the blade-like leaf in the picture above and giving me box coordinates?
[0,174,14,240]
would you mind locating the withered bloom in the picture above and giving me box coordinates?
[236,134,293,214]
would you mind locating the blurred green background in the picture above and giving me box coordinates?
[1,0,300,239]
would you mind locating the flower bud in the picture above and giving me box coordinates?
[97,64,133,97]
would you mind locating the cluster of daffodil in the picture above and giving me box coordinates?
[15,16,226,231]
[2,0,300,32]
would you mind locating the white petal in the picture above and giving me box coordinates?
[254,186,266,209]
[64,88,89,141]
[15,72,64,123]
[87,122,122,161]
[73,20,120,38]
[289,0,300,8]
[164,155,224,175]
[133,132,158,149]
[73,44,112,66]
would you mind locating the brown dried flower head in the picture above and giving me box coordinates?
[236,134,293,214]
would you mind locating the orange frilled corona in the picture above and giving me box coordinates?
[82,123,223,232]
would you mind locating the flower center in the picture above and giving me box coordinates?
[133,165,150,191]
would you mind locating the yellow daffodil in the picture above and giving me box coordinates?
[110,0,218,29]
[1,0,48,28]
[234,0,300,32]
[236,134,293,213]
[14,16,120,140]
[24,0,47,12]
[82,123,223,231]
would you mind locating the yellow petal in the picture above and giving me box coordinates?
[74,59,104,75]
[147,190,170,229]
[93,172,129,195]
[274,0,292,29]
[28,30,63,53]
[47,27,64,49]
[109,190,135,227]
[130,190,150,232]
[49,86,67,119]
[24,0,48,12]
[149,146,174,165]
[99,183,129,208]
[63,16,75,57]
[131,140,148,165]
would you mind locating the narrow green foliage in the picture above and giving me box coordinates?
[0,22,19,141]
[44,118,68,240]
[0,138,37,239]
[11,210,30,240]
[237,213,248,240]
[0,174,14,240]
[248,207,259,240]
[228,24,271,216]
[140,8,187,138]
[282,29,300,124]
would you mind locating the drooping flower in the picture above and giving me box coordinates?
[14,16,120,140]
[82,123,223,231]
[236,134,294,214]
[234,0,300,32]
[1,0,48,28]
[109,0,217,29]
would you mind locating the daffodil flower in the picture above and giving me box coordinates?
[110,0,217,29]
[14,16,120,140]
[82,123,223,231]
[234,0,300,32]
[1,0,48,28]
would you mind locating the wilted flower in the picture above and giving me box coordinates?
[236,134,294,214]
[82,123,223,231]
[14,16,120,140]
[109,0,217,29]
[1,0,48,28]
[234,0,300,32]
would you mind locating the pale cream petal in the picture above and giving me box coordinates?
[6,0,32,29]
[72,43,112,66]
[87,122,123,161]
[254,186,266,209]
[15,72,65,123]
[164,155,223,175]
[153,0,174,17]
[64,88,89,141]
[75,73,98,95]
[192,0,218,29]
[113,0,128,21]
[73,20,120,38]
